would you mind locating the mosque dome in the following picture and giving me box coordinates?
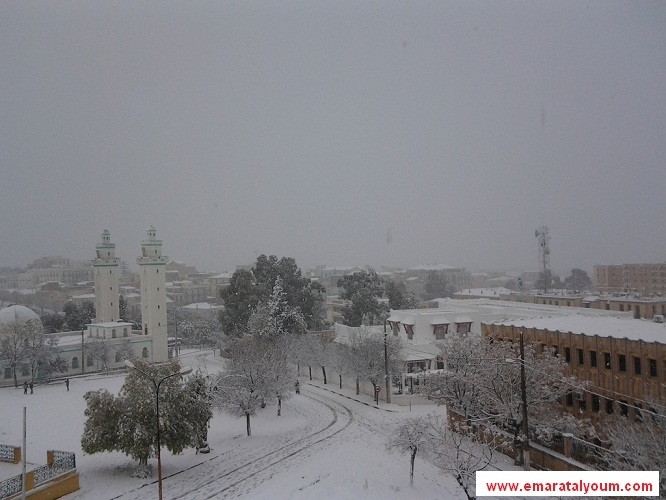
[0,304,41,326]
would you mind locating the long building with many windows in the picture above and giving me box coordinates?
[482,315,666,423]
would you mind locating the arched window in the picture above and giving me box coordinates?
[112,329,116,338]
[87,356,94,367]
[72,357,79,369]
[123,328,128,337]
[142,347,149,358]
[115,352,122,362]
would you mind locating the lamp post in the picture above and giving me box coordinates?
[124,360,192,500]
[383,320,391,404]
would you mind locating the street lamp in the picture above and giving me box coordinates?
[505,329,530,471]
[124,360,192,500]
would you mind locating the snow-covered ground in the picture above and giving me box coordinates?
[0,349,519,499]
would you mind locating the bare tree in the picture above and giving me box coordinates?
[386,417,431,486]
[211,338,274,436]
[347,327,403,401]
[422,335,587,465]
[114,339,135,362]
[85,337,110,372]
[0,320,29,387]
[425,415,497,500]
[600,403,666,497]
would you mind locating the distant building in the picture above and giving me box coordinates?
[595,263,666,295]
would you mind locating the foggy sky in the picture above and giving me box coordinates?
[1,1,665,277]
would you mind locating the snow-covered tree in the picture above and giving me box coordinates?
[347,327,403,399]
[81,359,211,469]
[85,337,110,372]
[386,417,431,486]
[211,338,275,436]
[425,415,497,500]
[23,326,66,383]
[0,320,30,387]
[600,403,666,497]
[113,339,135,362]
[329,342,351,389]
[422,335,586,465]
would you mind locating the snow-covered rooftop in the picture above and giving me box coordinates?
[455,287,512,296]
[487,315,666,343]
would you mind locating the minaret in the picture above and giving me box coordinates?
[92,229,119,323]
[137,226,168,362]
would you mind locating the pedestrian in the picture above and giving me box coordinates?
[65,378,69,391]
[23,381,28,395]
[295,380,300,394]
[29,382,33,394]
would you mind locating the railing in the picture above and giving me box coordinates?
[0,445,18,463]
[0,450,76,499]
[571,436,606,468]
[0,474,21,499]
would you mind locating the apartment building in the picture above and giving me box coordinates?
[595,263,666,294]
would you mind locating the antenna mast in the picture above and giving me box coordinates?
[535,226,551,293]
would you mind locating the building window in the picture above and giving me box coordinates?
[87,356,94,367]
[456,322,471,336]
[618,354,626,372]
[649,359,657,377]
[404,324,414,340]
[634,357,641,375]
[112,329,116,339]
[577,395,586,413]
[72,357,79,369]
[619,401,628,417]
[577,349,584,365]
[605,398,614,414]
[115,352,122,362]
[590,350,597,367]
[634,403,643,422]
[565,347,571,363]
[4,367,11,379]
[604,352,611,370]
[123,328,128,337]
[592,394,600,412]
[142,347,149,358]
[566,392,574,407]
[433,324,448,340]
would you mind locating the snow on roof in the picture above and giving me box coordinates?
[455,287,512,296]
[487,315,666,343]
[0,305,40,325]
[88,321,134,328]
[401,316,415,325]
[182,302,220,310]
[430,317,450,325]
[410,264,459,271]
[401,343,441,361]
[387,314,401,322]
[454,316,473,324]
[71,293,96,299]
[212,272,232,279]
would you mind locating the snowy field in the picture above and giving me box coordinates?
[0,349,521,499]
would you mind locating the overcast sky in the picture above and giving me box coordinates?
[1,1,665,276]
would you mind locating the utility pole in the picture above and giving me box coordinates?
[383,322,391,404]
[519,329,530,470]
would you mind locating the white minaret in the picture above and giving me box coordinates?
[92,229,119,323]
[137,226,168,362]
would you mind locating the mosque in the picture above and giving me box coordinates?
[0,227,169,384]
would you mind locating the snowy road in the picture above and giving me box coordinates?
[114,388,356,499]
